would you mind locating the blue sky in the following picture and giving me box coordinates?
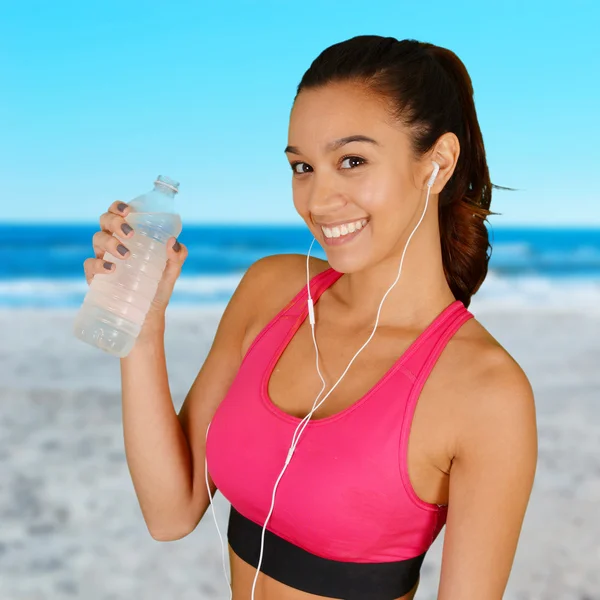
[0,0,597,226]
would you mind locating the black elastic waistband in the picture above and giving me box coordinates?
[227,505,425,600]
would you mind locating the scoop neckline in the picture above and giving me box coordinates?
[260,279,464,426]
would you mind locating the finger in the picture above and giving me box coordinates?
[156,237,188,297]
[83,257,115,285]
[92,230,132,261]
[109,200,131,217]
[99,210,135,239]
[165,237,188,268]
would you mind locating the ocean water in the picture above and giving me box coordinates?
[1,223,599,310]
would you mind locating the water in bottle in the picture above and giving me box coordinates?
[73,175,182,357]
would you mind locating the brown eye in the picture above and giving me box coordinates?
[291,162,312,175]
[340,156,366,169]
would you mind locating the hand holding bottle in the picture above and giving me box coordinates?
[83,200,188,318]
[74,175,186,357]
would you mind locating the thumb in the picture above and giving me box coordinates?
[152,237,188,308]
[164,236,187,279]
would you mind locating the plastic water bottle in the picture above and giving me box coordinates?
[73,175,182,358]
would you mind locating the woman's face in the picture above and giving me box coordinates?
[286,81,429,274]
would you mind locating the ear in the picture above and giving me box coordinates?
[424,132,460,194]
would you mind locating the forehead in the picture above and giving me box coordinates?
[288,81,405,149]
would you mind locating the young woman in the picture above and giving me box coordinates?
[84,36,538,600]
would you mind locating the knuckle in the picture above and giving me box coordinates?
[94,230,109,247]
[104,213,115,232]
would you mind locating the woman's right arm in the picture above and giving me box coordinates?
[120,261,257,541]
[84,200,266,541]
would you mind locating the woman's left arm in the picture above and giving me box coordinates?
[437,354,538,600]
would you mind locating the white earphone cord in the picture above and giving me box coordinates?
[205,163,440,599]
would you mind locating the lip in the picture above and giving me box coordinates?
[320,220,369,246]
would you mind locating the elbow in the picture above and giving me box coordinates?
[149,523,195,542]
[145,501,205,542]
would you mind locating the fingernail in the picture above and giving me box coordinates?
[117,202,128,213]
[103,261,113,270]
[121,223,133,236]
[117,244,129,256]
[173,240,181,252]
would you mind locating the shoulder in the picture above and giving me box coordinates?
[240,253,330,352]
[451,320,538,461]
[466,323,535,415]
[430,315,537,470]
[244,253,330,311]
[245,253,329,292]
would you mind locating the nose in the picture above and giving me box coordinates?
[306,172,347,216]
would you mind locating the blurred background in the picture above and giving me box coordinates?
[0,1,598,599]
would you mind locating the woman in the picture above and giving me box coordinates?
[84,36,538,600]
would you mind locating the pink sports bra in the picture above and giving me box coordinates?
[206,266,474,599]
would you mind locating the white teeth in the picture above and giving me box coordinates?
[321,218,368,239]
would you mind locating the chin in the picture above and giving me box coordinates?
[321,251,371,275]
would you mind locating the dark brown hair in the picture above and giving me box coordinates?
[295,36,507,308]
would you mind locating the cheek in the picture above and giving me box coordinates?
[355,172,403,214]
[291,183,307,214]
[291,179,319,219]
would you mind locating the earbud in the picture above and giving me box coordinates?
[427,161,440,188]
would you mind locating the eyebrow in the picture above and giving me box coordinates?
[284,134,380,155]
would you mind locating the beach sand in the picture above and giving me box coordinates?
[0,303,598,599]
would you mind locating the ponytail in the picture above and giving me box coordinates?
[427,46,498,307]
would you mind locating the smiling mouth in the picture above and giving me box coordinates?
[318,218,370,247]
[320,218,370,239]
